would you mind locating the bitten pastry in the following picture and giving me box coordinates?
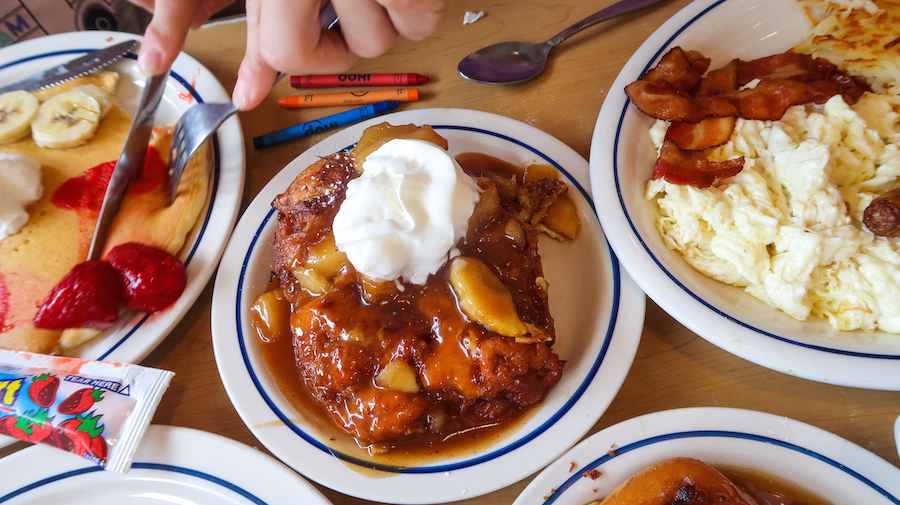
[598,458,759,505]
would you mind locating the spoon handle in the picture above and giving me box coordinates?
[546,0,669,47]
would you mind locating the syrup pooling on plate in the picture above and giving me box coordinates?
[252,122,580,457]
[721,466,834,505]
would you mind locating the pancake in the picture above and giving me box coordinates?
[0,73,209,354]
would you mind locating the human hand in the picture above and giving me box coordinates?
[128,0,234,76]
[232,0,447,110]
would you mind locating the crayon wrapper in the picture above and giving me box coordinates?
[0,350,173,473]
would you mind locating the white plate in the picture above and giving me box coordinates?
[211,108,645,503]
[895,416,900,461]
[0,31,244,364]
[515,407,900,505]
[590,0,900,390]
[0,425,332,505]
[0,31,244,449]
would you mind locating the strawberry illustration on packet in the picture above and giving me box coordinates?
[0,350,173,472]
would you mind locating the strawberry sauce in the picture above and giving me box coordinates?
[52,160,114,212]
[51,147,167,213]
[0,275,8,331]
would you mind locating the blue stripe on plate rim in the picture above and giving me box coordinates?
[611,0,900,361]
[0,462,269,504]
[0,48,222,362]
[542,430,900,505]
[234,124,622,473]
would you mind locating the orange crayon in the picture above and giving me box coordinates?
[278,88,419,108]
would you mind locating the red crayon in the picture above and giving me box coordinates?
[290,73,429,88]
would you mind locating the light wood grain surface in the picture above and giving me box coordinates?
[5,0,900,503]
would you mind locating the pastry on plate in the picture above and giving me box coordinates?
[255,122,580,451]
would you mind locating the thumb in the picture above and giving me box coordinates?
[138,0,198,75]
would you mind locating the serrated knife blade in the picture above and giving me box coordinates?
[87,70,168,261]
[0,39,137,95]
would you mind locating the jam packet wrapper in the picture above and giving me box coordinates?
[0,350,173,473]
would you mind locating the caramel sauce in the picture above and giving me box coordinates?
[718,465,834,505]
[251,283,539,469]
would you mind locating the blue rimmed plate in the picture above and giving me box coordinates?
[0,425,331,505]
[0,31,244,448]
[590,0,900,390]
[515,407,900,505]
[210,108,644,503]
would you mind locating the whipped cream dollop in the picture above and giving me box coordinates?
[333,138,480,284]
[0,151,42,241]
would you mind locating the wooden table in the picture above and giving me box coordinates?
[6,0,900,503]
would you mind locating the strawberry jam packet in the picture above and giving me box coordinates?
[0,349,173,473]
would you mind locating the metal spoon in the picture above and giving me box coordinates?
[458,0,668,84]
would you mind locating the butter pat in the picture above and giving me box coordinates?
[333,138,480,284]
[0,151,42,241]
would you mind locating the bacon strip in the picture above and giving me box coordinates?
[730,78,834,119]
[642,47,711,90]
[665,117,736,151]
[627,46,871,187]
[651,140,744,188]
[625,80,737,123]
[734,52,826,85]
[697,63,737,96]
[627,49,869,124]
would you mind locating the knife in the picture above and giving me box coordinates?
[87,71,168,261]
[0,39,137,95]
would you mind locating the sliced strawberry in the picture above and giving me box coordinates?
[106,242,186,313]
[33,261,123,330]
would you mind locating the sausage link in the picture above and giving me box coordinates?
[863,189,900,236]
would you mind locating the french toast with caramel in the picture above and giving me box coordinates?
[264,123,580,448]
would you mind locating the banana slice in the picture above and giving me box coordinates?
[0,90,39,144]
[69,83,114,119]
[31,90,101,148]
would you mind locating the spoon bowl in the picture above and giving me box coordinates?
[458,0,668,84]
[458,41,553,85]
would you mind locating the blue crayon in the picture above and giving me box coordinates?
[253,100,401,149]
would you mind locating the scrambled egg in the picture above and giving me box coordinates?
[646,87,900,332]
